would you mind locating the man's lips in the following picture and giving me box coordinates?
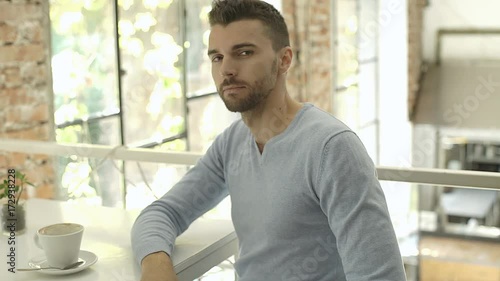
[222,85,246,93]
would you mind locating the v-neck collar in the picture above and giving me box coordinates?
[248,103,312,162]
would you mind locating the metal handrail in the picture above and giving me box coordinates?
[1,138,500,190]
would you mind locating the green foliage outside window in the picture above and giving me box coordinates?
[50,0,185,205]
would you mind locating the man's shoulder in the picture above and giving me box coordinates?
[298,104,353,137]
[212,118,248,146]
[222,118,247,136]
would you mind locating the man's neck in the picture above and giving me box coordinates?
[241,91,303,151]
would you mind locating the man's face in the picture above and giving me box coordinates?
[208,20,279,113]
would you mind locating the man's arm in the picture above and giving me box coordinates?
[140,252,178,281]
[131,132,229,279]
[316,131,407,280]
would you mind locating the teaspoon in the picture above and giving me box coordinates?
[17,261,84,271]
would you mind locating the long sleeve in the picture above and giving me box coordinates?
[130,104,409,280]
[131,135,229,265]
[315,131,407,280]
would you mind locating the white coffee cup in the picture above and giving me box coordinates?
[34,223,84,268]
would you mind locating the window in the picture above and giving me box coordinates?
[50,0,122,207]
[333,0,379,162]
[49,0,235,209]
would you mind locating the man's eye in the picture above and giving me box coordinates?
[240,50,253,56]
[211,56,222,62]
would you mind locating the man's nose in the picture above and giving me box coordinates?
[220,58,237,77]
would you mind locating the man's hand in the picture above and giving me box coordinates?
[140,252,179,281]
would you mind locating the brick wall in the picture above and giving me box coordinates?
[282,0,333,113]
[0,0,55,198]
[408,0,426,119]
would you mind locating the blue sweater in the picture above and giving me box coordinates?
[131,103,407,280]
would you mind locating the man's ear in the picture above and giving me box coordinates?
[278,46,293,75]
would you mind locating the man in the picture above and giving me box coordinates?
[132,0,407,280]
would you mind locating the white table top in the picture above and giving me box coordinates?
[0,198,237,281]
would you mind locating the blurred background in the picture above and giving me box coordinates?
[1,0,499,280]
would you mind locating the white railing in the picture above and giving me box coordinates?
[1,138,500,191]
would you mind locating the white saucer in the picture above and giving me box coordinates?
[27,250,98,275]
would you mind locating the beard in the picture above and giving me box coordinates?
[218,58,278,113]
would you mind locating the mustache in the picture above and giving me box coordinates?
[220,77,247,88]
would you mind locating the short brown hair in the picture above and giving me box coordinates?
[208,0,290,51]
